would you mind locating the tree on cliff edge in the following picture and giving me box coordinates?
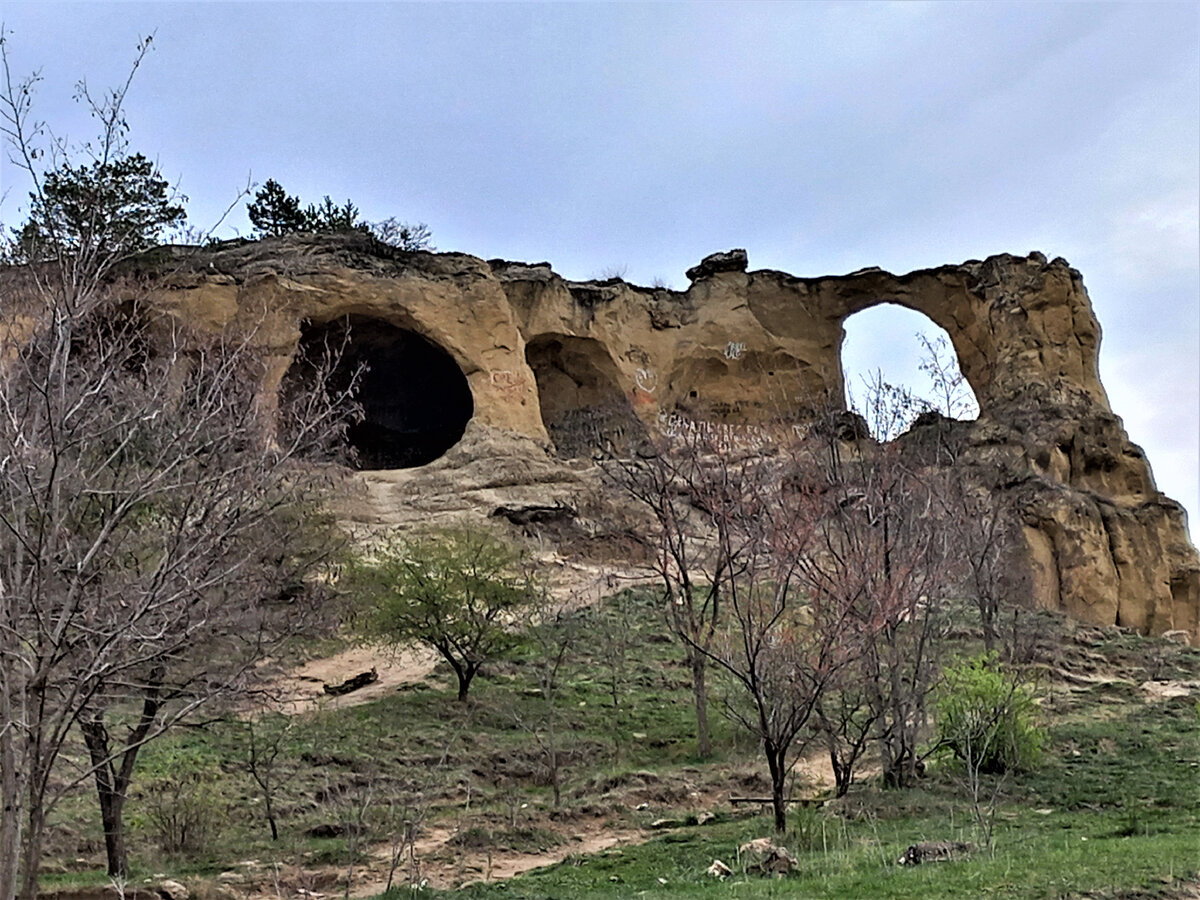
[247,178,433,250]
[11,153,186,262]
[1,32,185,269]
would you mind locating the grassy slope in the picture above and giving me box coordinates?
[37,593,1200,900]
[436,691,1200,899]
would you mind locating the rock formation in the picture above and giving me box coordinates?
[140,234,1198,643]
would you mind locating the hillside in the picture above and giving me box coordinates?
[33,595,1200,899]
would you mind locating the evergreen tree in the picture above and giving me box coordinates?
[246,179,433,249]
[246,178,309,237]
[15,153,185,261]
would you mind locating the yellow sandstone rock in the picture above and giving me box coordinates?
[50,235,1200,643]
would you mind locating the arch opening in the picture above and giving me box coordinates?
[285,316,473,469]
[525,335,646,457]
[841,304,979,442]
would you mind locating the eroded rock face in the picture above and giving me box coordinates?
[146,234,1198,643]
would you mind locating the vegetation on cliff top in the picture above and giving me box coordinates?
[246,177,433,250]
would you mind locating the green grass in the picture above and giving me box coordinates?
[34,594,1200,899]
[427,822,1199,899]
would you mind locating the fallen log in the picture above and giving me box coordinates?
[323,668,379,696]
[728,795,826,808]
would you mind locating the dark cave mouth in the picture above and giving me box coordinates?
[525,334,647,458]
[290,316,474,470]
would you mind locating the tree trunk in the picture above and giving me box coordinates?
[96,789,128,878]
[879,731,902,789]
[547,715,561,807]
[265,792,279,841]
[456,663,477,702]
[689,652,712,759]
[765,746,788,833]
[979,586,997,652]
[16,797,45,900]
[79,676,161,879]
[882,652,915,789]
[550,753,561,808]
[80,718,129,878]
[0,668,23,900]
[830,748,852,799]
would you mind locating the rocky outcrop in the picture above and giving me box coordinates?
[137,234,1197,643]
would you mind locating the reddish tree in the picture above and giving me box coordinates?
[801,407,955,790]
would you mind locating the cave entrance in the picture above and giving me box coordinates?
[841,304,979,442]
[288,316,473,469]
[525,335,646,457]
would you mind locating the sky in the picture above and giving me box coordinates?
[1,1,1196,530]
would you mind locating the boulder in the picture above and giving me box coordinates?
[155,881,189,900]
[739,837,797,875]
[685,248,749,281]
[706,859,733,879]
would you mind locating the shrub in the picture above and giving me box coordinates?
[136,748,227,855]
[935,652,1044,775]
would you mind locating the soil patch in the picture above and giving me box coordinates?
[271,645,440,714]
[354,820,644,895]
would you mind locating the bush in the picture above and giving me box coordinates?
[135,748,227,855]
[935,652,1044,775]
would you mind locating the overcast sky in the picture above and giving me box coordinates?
[2,1,1197,530]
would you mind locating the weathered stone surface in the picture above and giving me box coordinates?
[79,235,1200,643]
[686,248,749,281]
[155,879,190,900]
[739,836,797,875]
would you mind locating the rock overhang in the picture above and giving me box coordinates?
[55,234,1199,644]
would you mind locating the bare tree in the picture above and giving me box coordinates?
[237,712,300,842]
[812,668,881,799]
[0,36,353,897]
[0,286,351,891]
[601,421,747,759]
[917,332,978,424]
[699,449,847,832]
[805,401,955,790]
[594,588,636,762]
[510,596,581,807]
[911,336,1029,654]
[653,422,885,831]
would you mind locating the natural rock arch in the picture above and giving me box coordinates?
[835,293,988,416]
[839,303,980,438]
[285,315,474,469]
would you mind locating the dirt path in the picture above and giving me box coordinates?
[210,751,842,899]
[271,645,441,714]
[353,821,646,895]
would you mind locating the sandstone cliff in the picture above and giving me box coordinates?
[143,234,1198,643]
